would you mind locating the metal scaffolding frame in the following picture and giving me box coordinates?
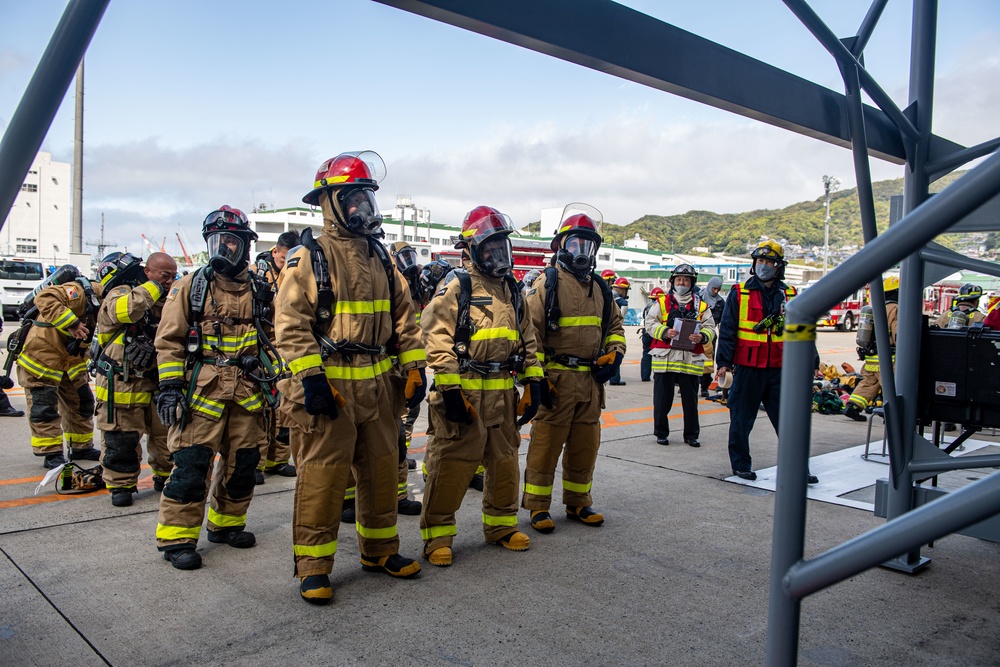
[1,1,997,664]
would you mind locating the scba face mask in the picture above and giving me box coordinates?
[337,187,383,236]
[474,235,514,278]
[558,235,598,279]
[207,232,249,276]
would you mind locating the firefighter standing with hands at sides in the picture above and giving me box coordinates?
[646,264,716,448]
[15,264,102,469]
[843,276,899,422]
[715,240,818,484]
[419,205,545,567]
[253,230,301,484]
[607,276,630,386]
[153,206,268,570]
[94,251,177,507]
[521,204,625,533]
[935,283,986,328]
[275,151,427,605]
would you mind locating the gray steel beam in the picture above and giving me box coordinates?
[926,136,1000,181]
[0,0,109,230]
[909,455,1000,474]
[851,0,890,59]
[919,244,1000,279]
[374,0,914,164]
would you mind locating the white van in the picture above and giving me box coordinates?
[0,258,49,320]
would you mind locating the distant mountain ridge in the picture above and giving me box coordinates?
[523,172,971,255]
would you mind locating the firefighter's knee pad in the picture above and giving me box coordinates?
[226,447,260,500]
[164,445,214,503]
[102,430,141,473]
[77,383,96,418]
[28,386,59,423]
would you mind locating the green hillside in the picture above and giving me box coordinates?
[524,172,976,256]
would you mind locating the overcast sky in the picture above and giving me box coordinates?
[2,0,998,256]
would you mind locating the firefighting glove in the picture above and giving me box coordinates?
[592,351,623,384]
[125,338,156,370]
[156,381,186,427]
[301,373,345,420]
[516,381,541,427]
[442,388,476,424]
[539,379,555,410]
[404,368,427,409]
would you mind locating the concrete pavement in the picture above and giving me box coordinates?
[1,330,998,666]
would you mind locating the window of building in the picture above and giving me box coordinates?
[385,233,397,241]
[599,253,611,261]
[21,183,38,193]
[29,170,37,175]
[16,244,38,254]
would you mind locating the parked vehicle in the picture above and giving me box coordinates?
[0,258,49,320]
[818,287,864,331]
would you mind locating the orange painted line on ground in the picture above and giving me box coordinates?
[0,474,45,487]
[0,488,108,509]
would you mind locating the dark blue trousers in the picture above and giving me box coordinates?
[726,365,781,473]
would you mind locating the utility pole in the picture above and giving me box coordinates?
[86,212,117,259]
[72,60,84,254]
[822,174,840,275]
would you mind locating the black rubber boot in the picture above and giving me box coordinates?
[206,528,256,548]
[43,453,67,469]
[341,498,356,524]
[469,473,484,492]
[300,574,332,605]
[397,497,422,515]
[843,404,867,422]
[163,548,202,570]
[111,487,137,507]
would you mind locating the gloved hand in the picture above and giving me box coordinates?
[592,351,623,384]
[125,337,156,369]
[442,388,476,424]
[0,375,14,390]
[539,378,555,409]
[404,367,426,409]
[516,381,541,427]
[156,381,186,427]
[302,373,345,419]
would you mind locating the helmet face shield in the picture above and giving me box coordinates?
[559,234,597,277]
[337,187,383,235]
[394,247,419,277]
[474,235,513,278]
[207,231,249,276]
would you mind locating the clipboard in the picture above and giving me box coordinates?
[670,318,700,351]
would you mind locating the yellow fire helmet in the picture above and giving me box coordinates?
[751,239,784,263]
[883,275,900,292]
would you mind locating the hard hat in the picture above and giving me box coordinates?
[882,275,900,292]
[751,239,785,264]
[456,205,515,277]
[96,252,144,290]
[302,151,385,206]
[649,286,665,298]
[613,277,631,290]
[956,283,983,302]
[670,263,698,282]
[600,269,617,281]
[552,202,603,252]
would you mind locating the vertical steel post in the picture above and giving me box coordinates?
[884,0,937,573]
[0,0,109,230]
[72,60,85,255]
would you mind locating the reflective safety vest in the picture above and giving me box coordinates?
[733,281,796,368]
[649,294,707,355]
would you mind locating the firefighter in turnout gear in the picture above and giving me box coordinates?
[153,206,268,570]
[521,204,625,533]
[94,251,177,507]
[254,230,301,482]
[276,151,426,605]
[844,276,899,422]
[716,239,817,483]
[16,267,102,468]
[420,205,544,567]
[935,283,986,329]
[645,263,717,448]
[608,276,630,385]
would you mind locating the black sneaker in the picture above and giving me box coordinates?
[163,548,202,570]
[206,528,256,549]
[0,406,24,417]
[469,473,484,492]
[807,475,819,485]
[71,447,102,461]
[685,439,701,448]
[397,497,422,515]
[43,453,67,469]
[733,470,757,481]
[656,436,669,446]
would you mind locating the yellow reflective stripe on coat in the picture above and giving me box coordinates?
[652,359,704,375]
[67,362,89,380]
[158,361,185,381]
[95,385,152,405]
[354,522,397,539]
[334,300,391,315]
[139,280,162,302]
[288,354,323,374]
[562,479,593,493]
[524,482,553,496]
[190,393,225,419]
[156,523,201,541]
[518,366,544,380]
[16,354,63,381]
[293,540,338,558]
[207,507,247,528]
[323,357,393,381]
[420,524,458,540]
[344,485,357,500]
[236,393,265,412]
[31,435,63,447]
[114,295,133,324]
[398,348,427,365]
[51,308,78,332]
[557,316,602,328]
[481,513,518,527]
[470,327,519,341]
[435,373,461,385]
[545,361,591,372]
[202,331,257,355]
[605,333,627,346]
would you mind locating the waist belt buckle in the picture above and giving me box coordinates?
[565,356,581,368]
[487,362,503,373]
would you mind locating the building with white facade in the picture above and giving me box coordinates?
[2,152,73,266]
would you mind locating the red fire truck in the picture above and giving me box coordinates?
[818,287,865,331]
[433,236,550,280]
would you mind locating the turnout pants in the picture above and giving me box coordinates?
[289,387,400,578]
[653,371,701,442]
[420,391,520,554]
[522,370,602,511]
[258,407,292,472]
[18,369,94,456]
[344,418,414,503]
[726,366,781,473]
[97,402,171,491]
[847,368,881,410]
[155,404,263,550]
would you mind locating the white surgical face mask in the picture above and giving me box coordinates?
[674,284,691,296]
